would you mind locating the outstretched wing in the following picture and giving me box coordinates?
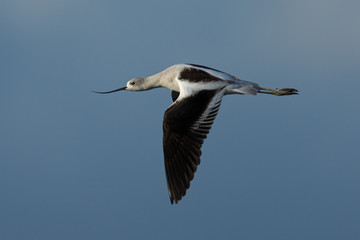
[163,89,224,204]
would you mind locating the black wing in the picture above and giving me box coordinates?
[171,90,180,102]
[163,89,223,204]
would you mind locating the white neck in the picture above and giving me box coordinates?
[144,65,181,92]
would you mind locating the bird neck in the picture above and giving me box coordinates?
[145,75,161,89]
[146,68,180,92]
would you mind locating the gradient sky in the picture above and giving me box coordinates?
[1,0,360,239]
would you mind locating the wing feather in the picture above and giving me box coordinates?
[163,89,224,204]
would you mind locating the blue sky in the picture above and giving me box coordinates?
[1,0,359,239]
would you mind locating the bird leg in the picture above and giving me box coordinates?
[259,87,298,96]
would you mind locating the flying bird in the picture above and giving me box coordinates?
[94,64,298,204]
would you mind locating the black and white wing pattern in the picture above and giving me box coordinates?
[163,88,224,204]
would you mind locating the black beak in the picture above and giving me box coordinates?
[93,86,127,94]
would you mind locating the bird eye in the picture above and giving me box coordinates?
[130,82,135,85]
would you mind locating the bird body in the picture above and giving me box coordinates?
[95,63,298,204]
[123,64,261,96]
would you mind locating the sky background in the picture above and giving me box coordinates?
[1,0,360,239]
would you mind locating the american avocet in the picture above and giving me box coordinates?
[95,64,298,204]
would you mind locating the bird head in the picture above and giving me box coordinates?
[93,77,147,94]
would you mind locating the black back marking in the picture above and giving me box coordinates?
[179,67,223,82]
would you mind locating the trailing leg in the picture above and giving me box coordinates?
[259,87,298,96]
